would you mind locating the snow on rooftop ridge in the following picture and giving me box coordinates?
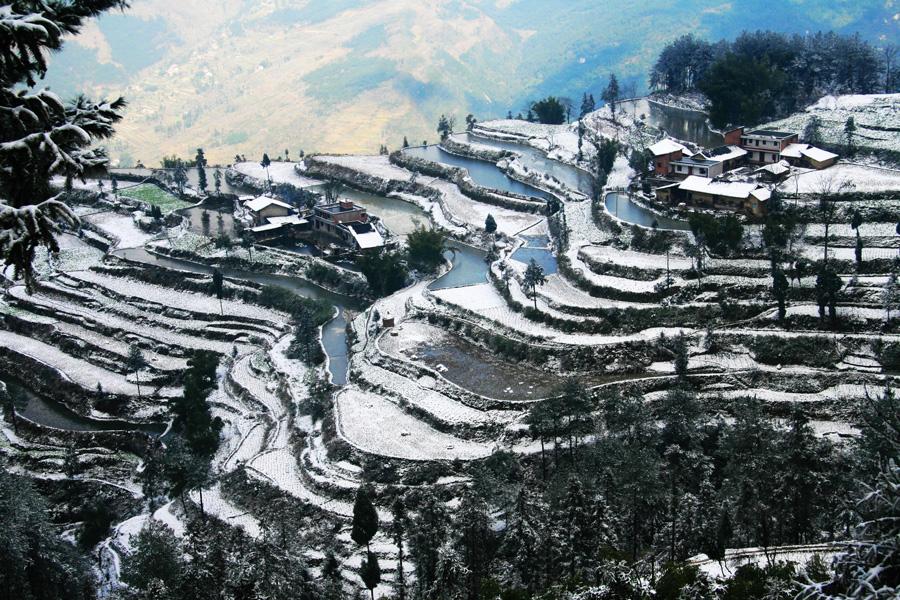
[800,146,839,162]
[244,196,293,212]
[649,138,689,156]
[679,175,761,198]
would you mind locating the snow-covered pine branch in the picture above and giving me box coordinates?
[0,197,78,291]
[0,1,128,286]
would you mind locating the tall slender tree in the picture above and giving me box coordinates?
[195,148,207,194]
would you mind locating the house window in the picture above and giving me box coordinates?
[700,168,707,175]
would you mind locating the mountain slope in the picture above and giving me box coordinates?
[41,0,897,164]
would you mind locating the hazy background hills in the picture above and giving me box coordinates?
[42,0,898,165]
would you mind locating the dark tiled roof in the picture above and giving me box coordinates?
[746,130,795,138]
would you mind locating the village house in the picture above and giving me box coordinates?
[669,145,748,179]
[243,195,295,225]
[730,127,800,164]
[780,143,840,170]
[313,200,386,251]
[655,175,771,217]
[648,138,690,176]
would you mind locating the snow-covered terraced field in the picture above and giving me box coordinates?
[8,285,241,354]
[69,270,288,325]
[334,388,493,461]
[0,329,180,398]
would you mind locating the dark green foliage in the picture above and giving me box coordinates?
[688,212,743,256]
[351,486,379,549]
[655,31,884,128]
[773,268,789,323]
[256,284,332,323]
[725,563,797,600]
[0,469,96,600]
[522,258,546,310]
[195,148,207,193]
[121,520,185,595]
[405,225,445,273]
[484,213,497,234]
[437,114,455,140]
[360,551,381,599]
[673,332,689,379]
[530,97,566,125]
[287,306,324,365]
[601,73,620,120]
[748,335,838,367]
[815,267,843,327]
[356,249,408,297]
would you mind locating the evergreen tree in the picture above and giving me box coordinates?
[673,332,689,379]
[883,272,898,323]
[580,92,596,117]
[602,73,621,121]
[815,267,842,328]
[121,520,185,595]
[402,136,410,148]
[127,344,147,399]
[773,267,789,323]
[501,488,542,593]
[351,486,379,551]
[454,492,493,600]
[843,116,857,156]
[172,160,187,195]
[484,213,497,234]
[288,306,322,365]
[851,209,864,270]
[211,268,224,314]
[410,491,450,595]
[214,232,232,256]
[803,115,824,146]
[195,148,207,194]
[260,153,272,190]
[0,1,127,290]
[390,497,409,600]
[522,258,546,310]
[360,551,381,600]
[529,97,565,125]
[213,168,222,195]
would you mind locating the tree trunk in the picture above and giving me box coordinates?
[199,487,205,515]
[135,371,141,399]
[539,436,547,481]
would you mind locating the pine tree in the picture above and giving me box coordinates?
[501,488,542,592]
[111,174,118,198]
[602,73,621,122]
[127,344,147,399]
[351,486,379,551]
[0,2,127,290]
[410,492,450,595]
[773,267,789,323]
[844,116,857,155]
[803,115,824,145]
[360,551,381,600]
[522,258,546,310]
[673,332,689,379]
[390,497,409,600]
[484,213,497,234]
[454,492,492,600]
[195,148,207,194]
[883,272,898,323]
[260,153,272,190]
[172,160,188,195]
[211,268,224,314]
[851,209,864,270]
[402,136,410,149]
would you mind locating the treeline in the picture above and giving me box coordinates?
[650,31,895,127]
[336,376,898,600]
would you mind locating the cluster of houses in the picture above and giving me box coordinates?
[648,126,839,216]
[242,195,387,251]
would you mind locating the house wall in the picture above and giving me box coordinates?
[257,205,291,223]
[653,150,682,176]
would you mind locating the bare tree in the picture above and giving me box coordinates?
[814,174,854,266]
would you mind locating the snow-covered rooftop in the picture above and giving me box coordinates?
[801,146,839,162]
[697,145,747,163]
[781,143,808,159]
[267,215,307,226]
[349,227,385,249]
[679,175,762,199]
[244,196,293,212]
[649,138,689,156]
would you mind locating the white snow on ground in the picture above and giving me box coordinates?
[233,161,321,188]
[688,543,841,580]
[8,284,243,355]
[780,163,900,193]
[778,304,887,322]
[82,211,155,249]
[334,388,493,461]
[702,383,872,404]
[799,244,897,262]
[69,270,288,324]
[0,329,179,398]
[190,485,262,538]
[763,93,900,153]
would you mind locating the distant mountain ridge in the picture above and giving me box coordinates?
[42,0,897,165]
